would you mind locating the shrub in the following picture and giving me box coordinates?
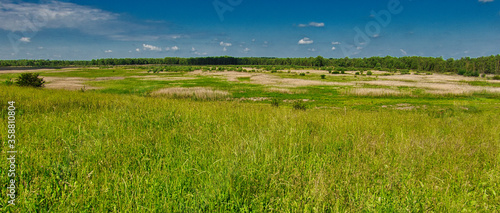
[299,73,306,76]
[355,72,360,75]
[320,75,326,79]
[271,98,280,107]
[481,74,486,78]
[292,100,307,111]
[341,70,345,74]
[366,71,373,76]
[492,75,500,80]
[16,73,45,87]
[4,79,14,86]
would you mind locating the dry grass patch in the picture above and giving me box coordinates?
[43,77,102,90]
[151,87,230,100]
[131,76,197,81]
[342,88,406,96]
[265,87,307,94]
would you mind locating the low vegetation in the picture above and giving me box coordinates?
[0,65,499,211]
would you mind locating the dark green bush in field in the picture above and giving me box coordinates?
[366,71,373,76]
[16,73,45,87]
[299,73,306,76]
[4,79,14,86]
[271,98,280,107]
[293,100,307,111]
[320,75,326,79]
[341,70,345,74]
[332,71,340,74]
[355,72,360,75]
[493,75,500,80]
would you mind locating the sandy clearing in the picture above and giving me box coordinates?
[130,76,197,81]
[43,77,102,90]
[342,88,405,96]
[361,80,500,94]
[189,71,354,87]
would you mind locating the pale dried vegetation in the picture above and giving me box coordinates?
[151,87,230,100]
[341,88,407,96]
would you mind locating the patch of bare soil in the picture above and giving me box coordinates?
[362,80,500,94]
[130,76,196,81]
[42,77,102,90]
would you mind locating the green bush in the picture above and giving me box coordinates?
[271,98,280,107]
[320,75,326,79]
[299,73,306,76]
[341,70,345,74]
[492,75,500,80]
[366,71,373,76]
[292,100,307,111]
[355,72,360,75]
[4,79,14,86]
[16,73,45,87]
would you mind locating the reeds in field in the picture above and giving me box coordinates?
[151,87,230,100]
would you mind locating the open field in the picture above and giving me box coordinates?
[1,66,499,211]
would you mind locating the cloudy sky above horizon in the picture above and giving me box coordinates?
[1,0,499,60]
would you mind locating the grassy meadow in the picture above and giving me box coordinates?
[1,66,500,212]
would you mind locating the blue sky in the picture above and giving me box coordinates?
[1,0,499,60]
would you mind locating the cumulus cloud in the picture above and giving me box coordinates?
[220,41,232,47]
[194,51,207,56]
[143,44,162,51]
[331,41,341,45]
[332,46,336,50]
[0,0,117,32]
[298,37,314,45]
[308,48,316,52]
[104,50,112,53]
[479,0,494,2]
[20,37,31,42]
[243,48,250,53]
[298,22,325,27]
[171,46,179,51]
[0,0,186,42]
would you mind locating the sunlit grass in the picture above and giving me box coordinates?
[0,85,499,212]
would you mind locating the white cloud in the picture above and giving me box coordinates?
[171,46,179,51]
[308,48,316,52]
[104,50,112,53]
[298,22,325,28]
[220,41,232,47]
[194,51,207,56]
[479,0,494,3]
[143,44,162,51]
[191,47,196,52]
[136,48,141,52]
[243,48,250,53]
[332,46,336,50]
[400,49,407,55]
[0,0,117,32]
[298,37,314,45]
[331,41,341,45]
[223,47,227,52]
[20,37,31,42]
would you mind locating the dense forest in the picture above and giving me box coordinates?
[1,55,500,74]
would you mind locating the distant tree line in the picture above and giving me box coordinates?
[1,55,500,74]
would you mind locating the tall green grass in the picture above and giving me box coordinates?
[0,85,499,212]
